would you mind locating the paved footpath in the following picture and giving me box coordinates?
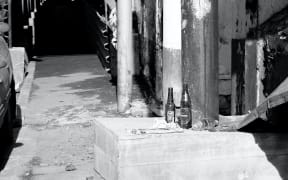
[0,54,148,180]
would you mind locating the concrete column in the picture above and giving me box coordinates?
[182,0,219,122]
[117,0,133,113]
[155,0,163,103]
[163,0,182,107]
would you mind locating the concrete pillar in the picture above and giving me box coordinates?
[155,0,163,103]
[163,0,182,107]
[117,0,133,113]
[182,0,219,122]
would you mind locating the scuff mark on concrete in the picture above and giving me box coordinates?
[191,0,211,20]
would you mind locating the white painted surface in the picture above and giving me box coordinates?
[256,39,265,106]
[192,0,211,20]
[9,47,29,92]
[163,0,181,49]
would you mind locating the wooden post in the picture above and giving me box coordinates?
[155,0,163,103]
[104,0,108,28]
[256,39,265,106]
[231,39,265,115]
[140,1,154,79]
[34,0,37,13]
[28,0,31,13]
[231,39,245,115]
[117,0,133,113]
[21,0,24,14]
[8,0,12,47]
[163,0,182,107]
[244,40,257,113]
[182,0,219,122]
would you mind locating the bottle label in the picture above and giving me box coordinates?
[166,110,175,123]
[179,108,191,128]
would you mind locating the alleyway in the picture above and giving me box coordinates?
[0,54,150,179]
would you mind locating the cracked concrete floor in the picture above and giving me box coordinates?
[0,54,151,179]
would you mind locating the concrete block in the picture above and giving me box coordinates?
[9,47,29,92]
[94,117,288,180]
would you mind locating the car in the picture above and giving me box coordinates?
[0,35,16,144]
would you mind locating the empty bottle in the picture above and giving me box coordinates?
[192,118,219,130]
[165,87,176,123]
[178,84,192,129]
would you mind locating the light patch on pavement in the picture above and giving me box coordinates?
[25,72,107,125]
[46,105,93,126]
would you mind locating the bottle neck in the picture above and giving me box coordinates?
[167,88,174,103]
[181,85,191,105]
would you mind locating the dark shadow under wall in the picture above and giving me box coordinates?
[238,102,288,179]
[34,0,99,55]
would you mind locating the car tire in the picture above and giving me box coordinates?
[0,79,16,144]
[0,105,14,144]
[10,78,17,126]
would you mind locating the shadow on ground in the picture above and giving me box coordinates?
[0,105,23,171]
[239,103,288,179]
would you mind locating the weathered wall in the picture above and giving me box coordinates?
[219,0,288,78]
[258,0,288,24]
[103,0,288,115]
[105,0,288,84]
[219,0,288,114]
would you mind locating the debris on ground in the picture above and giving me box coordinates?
[86,176,94,180]
[65,163,77,171]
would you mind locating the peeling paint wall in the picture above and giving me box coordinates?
[103,0,288,109]
[218,0,288,86]
[104,0,288,80]
[219,0,245,78]
[258,0,288,24]
[218,0,288,114]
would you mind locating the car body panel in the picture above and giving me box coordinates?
[0,36,14,129]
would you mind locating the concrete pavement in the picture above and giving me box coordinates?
[0,54,150,179]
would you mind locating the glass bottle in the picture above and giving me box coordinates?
[192,119,219,130]
[165,87,175,123]
[179,84,192,129]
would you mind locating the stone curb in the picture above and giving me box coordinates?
[17,61,36,124]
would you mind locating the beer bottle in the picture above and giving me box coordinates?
[179,84,192,129]
[165,87,175,123]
